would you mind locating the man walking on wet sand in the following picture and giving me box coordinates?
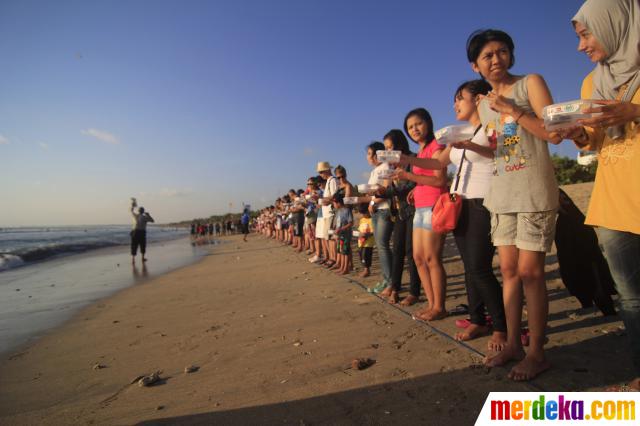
[130,198,154,264]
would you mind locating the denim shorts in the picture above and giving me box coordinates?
[413,207,433,231]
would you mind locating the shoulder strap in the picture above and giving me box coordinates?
[453,125,482,192]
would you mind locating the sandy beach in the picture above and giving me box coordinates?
[0,183,633,425]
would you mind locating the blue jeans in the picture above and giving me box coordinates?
[372,209,393,286]
[597,227,640,375]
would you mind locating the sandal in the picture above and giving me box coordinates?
[447,304,469,316]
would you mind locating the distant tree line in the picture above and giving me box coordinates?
[168,211,258,228]
[551,153,596,185]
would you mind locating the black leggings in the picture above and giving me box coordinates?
[453,199,506,332]
[131,230,147,256]
[391,215,421,297]
[359,247,372,268]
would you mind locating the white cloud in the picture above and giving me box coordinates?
[0,134,9,145]
[361,171,370,181]
[159,188,194,198]
[81,128,120,145]
[38,142,49,150]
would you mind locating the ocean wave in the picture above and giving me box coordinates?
[0,226,189,272]
[0,242,122,271]
[0,254,25,272]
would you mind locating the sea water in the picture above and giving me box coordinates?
[0,225,186,271]
[0,226,219,354]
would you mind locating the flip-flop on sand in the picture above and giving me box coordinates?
[455,315,493,329]
[447,304,469,316]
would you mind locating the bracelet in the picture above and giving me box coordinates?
[514,110,525,123]
[575,127,589,144]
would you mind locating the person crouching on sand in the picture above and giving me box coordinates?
[130,198,154,264]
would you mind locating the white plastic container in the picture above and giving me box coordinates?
[351,230,360,237]
[377,168,395,180]
[357,184,380,193]
[434,124,475,145]
[343,197,359,205]
[376,150,401,163]
[543,100,599,131]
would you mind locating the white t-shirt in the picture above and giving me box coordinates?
[368,162,390,210]
[448,128,494,199]
[321,176,338,217]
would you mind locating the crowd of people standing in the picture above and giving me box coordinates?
[253,0,638,388]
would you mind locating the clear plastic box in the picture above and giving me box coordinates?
[542,100,598,131]
[434,124,476,145]
[357,184,380,193]
[343,197,359,204]
[376,150,401,163]
[377,168,395,180]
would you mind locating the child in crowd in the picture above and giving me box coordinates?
[357,203,375,278]
[332,194,353,275]
[362,142,393,293]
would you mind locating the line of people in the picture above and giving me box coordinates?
[257,0,639,387]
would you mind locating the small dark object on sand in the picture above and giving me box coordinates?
[137,371,162,387]
[184,365,199,374]
[351,358,376,370]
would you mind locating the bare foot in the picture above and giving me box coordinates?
[413,308,447,321]
[411,306,430,320]
[422,309,447,321]
[484,344,526,367]
[399,294,418,306]
[380,286,392,297]
[487,331,508,352]
[508,353,551,381]
[606,378,640,392]
[338,269,349,275]
[358,269,370,278]
[388,291,399,304]
[455,324,490,341]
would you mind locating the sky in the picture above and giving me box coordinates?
[0,0,594,226]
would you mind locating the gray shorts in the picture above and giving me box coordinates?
[490,210,557,252]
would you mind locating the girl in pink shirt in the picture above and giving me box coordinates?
[394,108,448,321]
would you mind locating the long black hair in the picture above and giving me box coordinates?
[403,108,435,143]
[454,79,492,101]
[383,129,412,155]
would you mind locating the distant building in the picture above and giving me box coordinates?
[577,151,597,166]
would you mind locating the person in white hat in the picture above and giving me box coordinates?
[309,162,338,264]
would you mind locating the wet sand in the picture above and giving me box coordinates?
[0,237,214,355]
[0,182,633,425]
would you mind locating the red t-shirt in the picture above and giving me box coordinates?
[412,139,447,208]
